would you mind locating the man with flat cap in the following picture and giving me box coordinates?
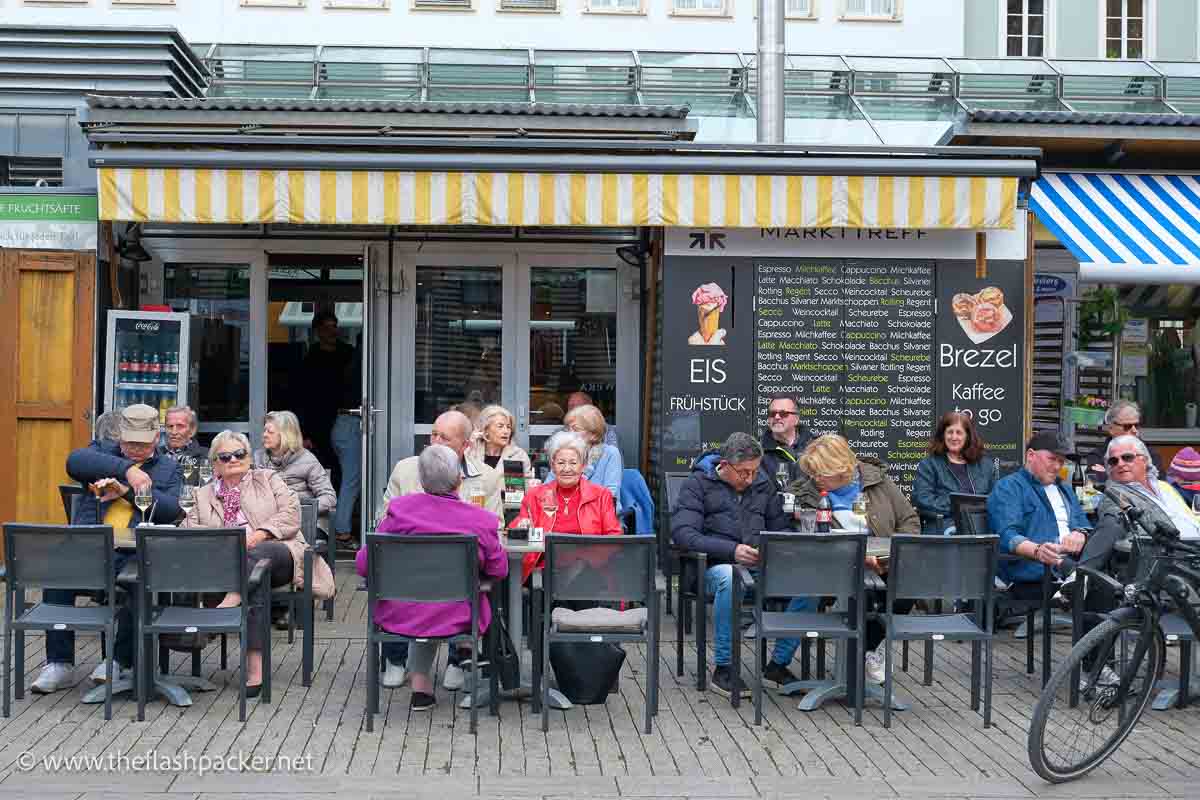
[31,404,183,694]
[987,431,1092,609]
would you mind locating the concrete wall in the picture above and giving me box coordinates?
[1158,0,1199,61]
[963,0,999,58]
[1056,0,1099,59]
[4,0,964,55]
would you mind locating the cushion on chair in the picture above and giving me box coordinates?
[552,606,648,633]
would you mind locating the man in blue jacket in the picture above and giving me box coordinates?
[31,404,183,694]
[671,432,800,698]
[987,432,1090,609]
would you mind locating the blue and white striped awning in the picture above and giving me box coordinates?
[1030,172,1200,284]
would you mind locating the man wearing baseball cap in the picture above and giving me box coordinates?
[987,432,1092,607]
[31,404,183,694]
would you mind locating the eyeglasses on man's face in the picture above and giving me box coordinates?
[767,409,797,419]
[723,462,757,481]
[1107,452,1143,467]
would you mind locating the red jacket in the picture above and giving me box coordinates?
[511,477,621,582]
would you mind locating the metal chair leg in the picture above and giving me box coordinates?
[366,637,377,733]
[923,640,934,686]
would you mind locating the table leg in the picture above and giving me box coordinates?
[782,638,908,712]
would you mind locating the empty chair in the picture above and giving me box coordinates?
[880,534,999,728]
[535,534,661,734]
[2,524,118,720]
[271,498,323,687]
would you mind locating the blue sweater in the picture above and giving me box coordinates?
[987,467,1092,584]
[550,443,624,512]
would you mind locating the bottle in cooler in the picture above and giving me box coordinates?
[158,395,170,424]
[147,351,162,384]
[118,350,130,383]
[816,490,832,533]
[128,349,142,384]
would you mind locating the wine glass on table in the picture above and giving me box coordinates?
[851,494,870,533]
[198,461,213,485]
[181,456,195,485]
[178,484,197,519]
[133,487,153,526]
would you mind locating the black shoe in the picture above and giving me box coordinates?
[709,666,750,699]
[245,684,262,699]
[410,691,436,712]
[762,661,800,688]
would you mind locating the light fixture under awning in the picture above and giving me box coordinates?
[1030,172,1200,284]
[98,167,1019,230]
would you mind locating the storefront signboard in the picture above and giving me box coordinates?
[662,224,1028,491]
[0,193,98,250]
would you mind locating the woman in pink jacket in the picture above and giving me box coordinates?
[356,444,507,712]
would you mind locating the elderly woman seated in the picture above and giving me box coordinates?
[467,404,532,475]
[184,430,335,695]
[557,404,623,509]
[253,410,337,536]
[512,430,621,583]
[787,434,919,685]
[356,444,508,712]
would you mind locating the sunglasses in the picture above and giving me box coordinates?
[1114,422,1139,432]
[1107,453,1142,467]
[215,449,248,463]
[767,410,797,419]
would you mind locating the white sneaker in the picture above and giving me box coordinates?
[863,651,886,685]
[382,661,408,688]
[31,663,74,694]
[442,663,465,691]
[1079,665,1122,692]
[89,661,131,684]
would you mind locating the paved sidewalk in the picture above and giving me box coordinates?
[0,567,1197,800]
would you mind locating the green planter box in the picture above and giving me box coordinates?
[1066,406,1106,426]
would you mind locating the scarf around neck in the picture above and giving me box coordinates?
[216,473,249,527]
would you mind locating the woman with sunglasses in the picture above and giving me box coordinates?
[183,430,335,695]
[913,411,995,535]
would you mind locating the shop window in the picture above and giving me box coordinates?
[1006,0,1046,57]
[499,0,558,10]
[841,0,900,20]
[586,0,642,12]
[0,156,63,187]
[671,0,729,17]
[1134,318,1195,429]
[1105,0,1144,59]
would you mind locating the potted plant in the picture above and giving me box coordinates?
[1076,286,1128,350]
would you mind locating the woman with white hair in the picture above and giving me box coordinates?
[185,430,335,694]
[254,410,337,535]
[466,404,532,475]
[511,430,621,583]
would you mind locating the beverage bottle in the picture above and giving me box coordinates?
[148,352,162,384]
[775,463,789,490]
[166,352,178,386]
[118,350,130,383]
[158,395,170,424]
[816,490,833,533]
[129,349,142,384]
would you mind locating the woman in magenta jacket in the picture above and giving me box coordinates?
[356,444,507,712]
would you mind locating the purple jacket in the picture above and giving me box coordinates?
[356,492,508,638]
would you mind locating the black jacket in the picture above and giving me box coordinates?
[759,427,813,485]
[66,441,183,525]
[670,451,790,565]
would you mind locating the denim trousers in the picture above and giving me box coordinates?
[331,413,362,536]
[703,563,813,668]
[44,553,134,667]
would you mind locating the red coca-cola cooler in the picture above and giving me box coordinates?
[103,310,191,422]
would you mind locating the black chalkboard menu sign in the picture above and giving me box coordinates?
[661,227,1029,495]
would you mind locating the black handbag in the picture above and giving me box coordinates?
[548,641,626,705]
[492,615,522,692]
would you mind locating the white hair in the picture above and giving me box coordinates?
[418,444,462,496]
[209,430,252,462]
[1105,434,1157,480]
[1105,400,1141,426]
[545,430,590,466]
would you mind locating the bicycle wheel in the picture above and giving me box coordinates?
[1028,614,1164,783]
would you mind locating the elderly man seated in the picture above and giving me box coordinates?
[358,444,507,712]
[988,432,1092,617]
[32,404,182,694]
[671,432,797,699]
[160,405,207,471]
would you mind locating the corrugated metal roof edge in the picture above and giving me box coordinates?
[968,108,1200,127]
[84,95,692,119]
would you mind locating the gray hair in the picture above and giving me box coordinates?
[720,431,763,465]
[476,404,515,438]
[165,405,198,432]
[94,410,122,443]
[418,444,462,496]
[1105,399,1141,426]
[208,430,252,462]
[545,430,590,466]
[1105,434,1157,480]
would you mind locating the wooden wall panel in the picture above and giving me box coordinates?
[15,420,72,523]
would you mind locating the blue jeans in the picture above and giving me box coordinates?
[331,414,362,537]
[44,553,134,667]
[704,563,812,667]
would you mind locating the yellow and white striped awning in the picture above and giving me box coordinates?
[98,168,1018,229]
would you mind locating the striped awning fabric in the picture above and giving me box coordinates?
[98,168,1018,229]
[1030,172,1200,283]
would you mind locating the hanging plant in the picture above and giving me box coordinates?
[1076,286,1128,350]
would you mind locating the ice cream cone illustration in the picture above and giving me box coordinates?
[688,282,728,346]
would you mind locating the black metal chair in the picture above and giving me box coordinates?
[535,534,661,734]
[881,534,999,729]
[271,499,321,686]
[748,532,868,726]
[660,470,689,619]
[58,484,87,523]
[363,533,498,734]
[1,524,118,720]
[135,527,269,722]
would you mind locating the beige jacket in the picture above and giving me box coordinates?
[382,453,503,519]
[465,439,532,477]
[184,468,336,600]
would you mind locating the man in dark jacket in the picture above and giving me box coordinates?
[159,405,207,479]
[31,404,183,694]
[671,432,799,698]
[759,395,813,485]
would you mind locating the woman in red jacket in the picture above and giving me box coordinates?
[512,430,621,582]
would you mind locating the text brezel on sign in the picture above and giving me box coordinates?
[0,193,98,251]
[662,222,1029,492]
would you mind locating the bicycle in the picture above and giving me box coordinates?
[1027,492,1200,784]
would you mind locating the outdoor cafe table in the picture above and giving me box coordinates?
[459,531,572,711]
[79,526,217,708]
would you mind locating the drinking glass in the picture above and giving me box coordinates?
[133,488,153,525]
[178,484,197,517]
[798,510,817,534]
[198,462,213,484]
[181,457,195,483]
[851,495,870,531]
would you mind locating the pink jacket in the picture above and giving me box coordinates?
[185,468,335,600]
[356,492,508,637]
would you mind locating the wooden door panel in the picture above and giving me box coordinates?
[18,268,76,406]
[15,419,73,523]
